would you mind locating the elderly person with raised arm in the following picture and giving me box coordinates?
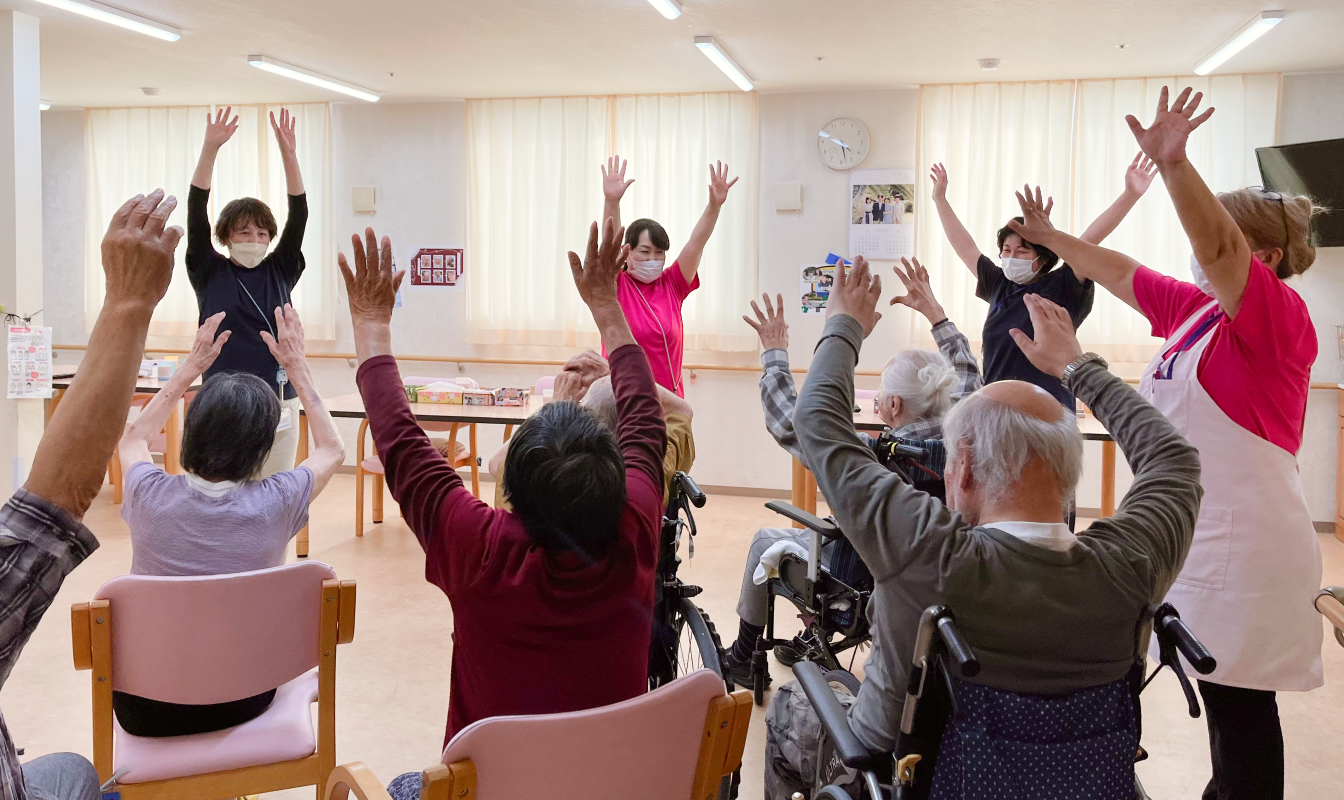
[764,257,1202,799]
[0,191,182,800]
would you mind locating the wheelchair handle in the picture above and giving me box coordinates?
[936,616,980,678]
[673,472,706,508]
[792,661,886,771]
[1156,611,1216,675]
[764,501,841,539]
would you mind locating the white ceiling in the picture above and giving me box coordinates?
[11,0,1344,109]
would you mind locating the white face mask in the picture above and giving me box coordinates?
[1000,256,1039,284]
[1189,254,1215,296]
[628,259,664,284]
[228,241,269,269]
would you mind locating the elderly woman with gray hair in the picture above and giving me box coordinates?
[724,258,982,688]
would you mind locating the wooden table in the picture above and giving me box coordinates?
[788,407,1117,525]
[293,393,546,556]
[48,365,202,476]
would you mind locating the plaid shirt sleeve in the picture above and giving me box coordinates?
[759,349,810,468]
[932,320,982,403]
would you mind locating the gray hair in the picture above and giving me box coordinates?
[941,389,1082,502]
[580,376,618,431]
[879,349,956,420]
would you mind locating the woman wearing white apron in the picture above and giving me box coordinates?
[1004,87,1325,800]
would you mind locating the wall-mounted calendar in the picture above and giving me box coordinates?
[848,168,915,261]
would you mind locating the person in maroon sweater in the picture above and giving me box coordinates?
[339,219,667,759]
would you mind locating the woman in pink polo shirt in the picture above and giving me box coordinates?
[1008,87,1323,800]
[600,156,738,397]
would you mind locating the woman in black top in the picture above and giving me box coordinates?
[187,107,308,476]
[928,157,1156,407]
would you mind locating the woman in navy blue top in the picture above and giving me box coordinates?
[187,107,308,476]
[928,157,1157,406]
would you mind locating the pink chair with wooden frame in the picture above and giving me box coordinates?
[70,561,356,800]
[324,669,749,800]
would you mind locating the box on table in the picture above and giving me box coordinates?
[418,382,464,404]
[492,387,530,407]
[403,385,427,403]
[462,389,494,406]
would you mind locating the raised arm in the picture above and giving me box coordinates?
[1078,154,1157,245]
[675,161,738,284]
[119,313,229,475]
[929,163,983,276]
[191,108,237,192]
[743,292,806,463]
[28,191,181,518]
[1127,86,1250,317]
[889,257,982,400]
[271,108,305,196]
[601,155,633,231]
[261,304,342,497]
[1008,186,1145,312]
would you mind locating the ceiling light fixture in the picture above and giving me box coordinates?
[30,0,180,42]
[694,36,753,92]
[247,56,380,102]
[1194,11,1283,76]
[646,0,682,20]
[979,58,1000,71]
[39,102,51,111]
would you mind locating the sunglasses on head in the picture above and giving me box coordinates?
[1247,185,1290,250]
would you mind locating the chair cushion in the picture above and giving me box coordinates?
[359,456,385,475]
[114,668,319,784]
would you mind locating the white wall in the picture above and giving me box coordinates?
[41,109,83,340]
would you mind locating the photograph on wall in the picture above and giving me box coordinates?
[801,264,836,313]
[407,246,465,291]
[848,168,915,261]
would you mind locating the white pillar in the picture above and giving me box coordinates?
[0,11,43,494]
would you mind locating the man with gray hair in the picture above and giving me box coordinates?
[764,257,1202,798]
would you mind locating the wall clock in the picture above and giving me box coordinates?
[818,117,870,170]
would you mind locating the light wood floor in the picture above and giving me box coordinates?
[4,474,1341,798]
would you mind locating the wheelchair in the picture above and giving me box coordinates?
[795,603,1217,800]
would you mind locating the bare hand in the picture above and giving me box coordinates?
[1124,152,1157,195]
[1008,294,1083,379]
[101,189,183,310]
[930,163,949,202]
[204,107,238,149]
[270,108,297,156]
[826,255,883,338]
[602,156,634,201]
[1007,185,1058,247]
[552,369,588,402]
[1125,86,1214,167]
[259,304,307,376]
[567,217,629,310]
[708,161,738,208]
[181,312,230,377]
[338,227,404,329]
[743,293,789,351]
[889,258,946,326]
[563,349,609,383]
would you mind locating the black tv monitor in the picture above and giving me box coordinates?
[1256,138,1344,247]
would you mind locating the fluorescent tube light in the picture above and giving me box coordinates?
[30,0,180,42]
[647,0,682,20]
[39,102,51,111]
[694,36,753,92]
[247,56,380,102]
[1194,11,1283,75]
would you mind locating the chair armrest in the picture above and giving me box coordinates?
[338,580,357,645]
[324,762,392,800]
[71,603,92,671]
[793,661,884,770]
[765,501,841,539]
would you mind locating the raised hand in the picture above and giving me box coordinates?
[743,292,789,351]
[567,217,629,309]
[1008,294,1083,379]
[1007,185,1058,245]
[180,312,230,378]
[338,227,403,330]
[827,255,883,338]
[271,108,297,156]
[889,258,946,326]
[101,189,182,310]
[563,349,610,383]
[602,156,635,201]
[930,163,949,202]
[708,160,739,208]
[1124,152,1158,195]
[204,107,238,149]
[1125,86,1214,167]
[260,303,308,376]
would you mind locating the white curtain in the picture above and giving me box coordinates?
[84,103,334,339]
[467,92,759,351]
[916,76,1279,361]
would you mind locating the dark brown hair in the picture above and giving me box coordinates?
[625,218,671,252]
[996,218,1061,274]
[181,373,280,482]
[214,197,278,245]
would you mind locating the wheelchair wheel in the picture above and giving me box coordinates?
[677,599,727,683]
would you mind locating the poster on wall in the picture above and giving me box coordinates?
[800,264,836,313]
[7,325,52,399]
[848,168,915,261]
[406,246,465,291]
